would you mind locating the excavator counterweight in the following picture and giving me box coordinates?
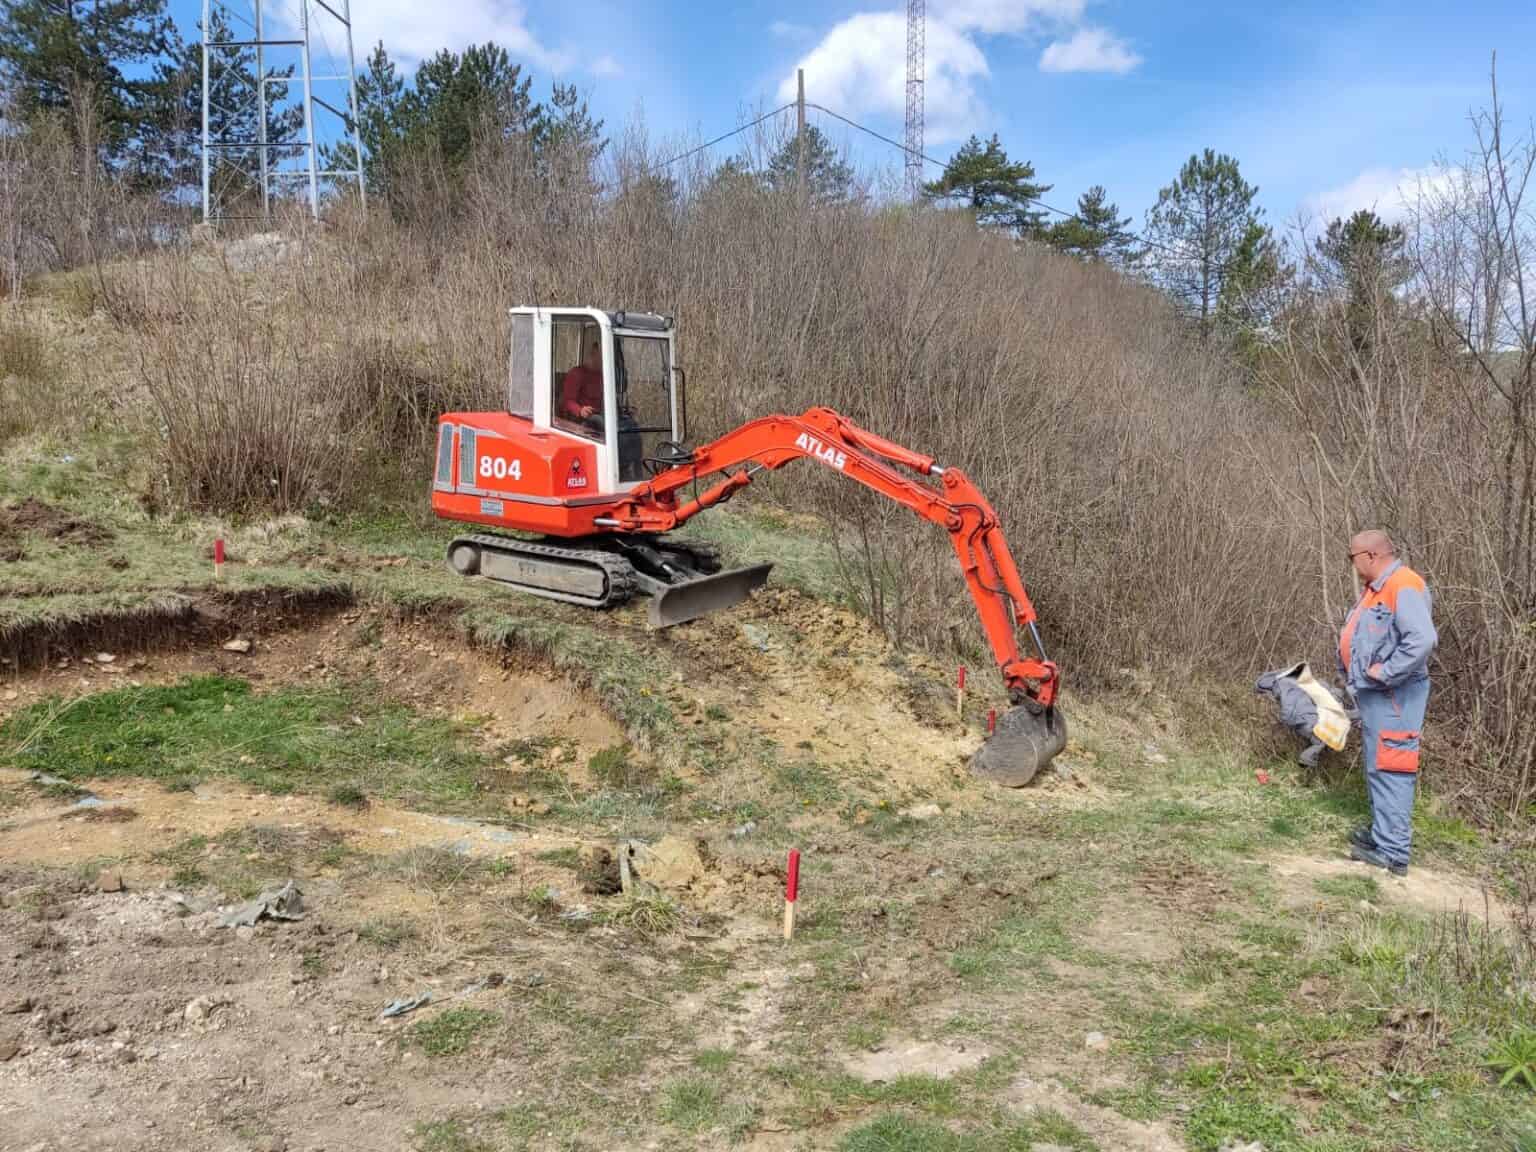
[431,305,1065,783]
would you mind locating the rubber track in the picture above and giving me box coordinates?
[450,534,638,610]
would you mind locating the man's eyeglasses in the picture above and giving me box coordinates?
[1348,550,1374,561]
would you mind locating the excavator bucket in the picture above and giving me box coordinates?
[647,563,774,629]
[970,702,1067,788]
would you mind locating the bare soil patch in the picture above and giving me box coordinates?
[1270,853,1511,925]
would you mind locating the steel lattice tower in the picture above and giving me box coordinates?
[904,0,925,202]
[201,0,366,223]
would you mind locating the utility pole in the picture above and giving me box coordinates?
[796,68,806,202]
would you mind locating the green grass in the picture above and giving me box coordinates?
[1486,1029,1536,1092]
[836,1112,1092,1152]
[414,1118,493,1152]
[1315,873,1381,902]
[408,1008,501,1058]
[357,917,418,949]
[659,1076,723,1131]
[0,674,496,809]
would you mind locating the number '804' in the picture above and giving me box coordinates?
[479,455,522,481]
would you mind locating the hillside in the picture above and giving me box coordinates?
[1,280,1532,1151]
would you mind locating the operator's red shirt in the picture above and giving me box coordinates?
[560,365,602,420]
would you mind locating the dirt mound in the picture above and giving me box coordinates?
[0,497,114,549]
[670,586,986,797]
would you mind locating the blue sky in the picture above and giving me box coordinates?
[174,0,1536,233]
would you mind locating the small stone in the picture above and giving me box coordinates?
[529,801,552,816]
[96,870,124,894]
[2,690,17,703]
[0,1034,21,1061]
[222,638,253,654]
[183,995,227,1023]
[3,997,32,1014]
[95,653,116,664]
[235,926,255,943]
[899,802,943,822]
[1084,1031,1110,1052]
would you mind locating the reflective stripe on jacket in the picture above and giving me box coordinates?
[1338,560,1437,694]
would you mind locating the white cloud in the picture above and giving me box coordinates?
[770,20,813,40]
[1039,26,1141,74]
[776,12,988,144]
[1308,165,1454,225]
[281,0,583,73]
[935,0,1086,36]
[779,2,1137,146]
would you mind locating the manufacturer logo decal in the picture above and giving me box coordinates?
[794,432,847,471]
[567,459,589,489]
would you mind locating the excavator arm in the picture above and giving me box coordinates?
[600,407,1061,728]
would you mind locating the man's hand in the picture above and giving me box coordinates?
[1368,662,1386,683]
[579,405,596,419]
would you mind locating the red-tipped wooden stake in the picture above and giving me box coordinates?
[987,708,997,735]
[956,665,967,718]
[214,538,226,582]
[783,848,801,941]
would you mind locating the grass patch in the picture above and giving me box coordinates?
[587,742,652,789]
[602,891,683,938]
[1486,1028,1536,1092]
[414,1118,492,1152]
[327,782,369,808]
[660,1075,723,1132]
[694,1047,736,1073]
[1315,873,1381,903]
[1184,1088,1298,1151]
[0,675,495,811]
[533,846,582,870]
[357,917,418,949]
[408,1008,501,1058]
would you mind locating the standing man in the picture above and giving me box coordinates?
[1338,530,1437,876]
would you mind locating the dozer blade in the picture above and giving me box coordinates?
[647,563,774,629]
[970,702,1067,788]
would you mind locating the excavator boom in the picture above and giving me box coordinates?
[593,407,1066,783]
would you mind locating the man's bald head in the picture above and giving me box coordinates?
[1349,529,1397,582]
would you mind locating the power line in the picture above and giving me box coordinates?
[807,101,1249,272]
[656,103,796,170]
[653,96,1248,277]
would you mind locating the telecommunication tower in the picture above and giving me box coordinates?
[904,0,925,201]
[201,0,366,222]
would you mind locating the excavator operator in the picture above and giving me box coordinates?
[559,338,604,429]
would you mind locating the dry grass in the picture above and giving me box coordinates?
[5,88,1534,819]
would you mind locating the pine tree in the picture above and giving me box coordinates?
[320,42,406,203]
[764,124,854,204]
[1046,185,1138,265]
[1144,149,1267,333]
[0,0,174,158]
[923,134,1050,237]
[1312,209,1409,356]
[407,43,539,170]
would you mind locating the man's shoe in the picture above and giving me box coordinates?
[1348,825,1375,851]
[1350,842,1408,877]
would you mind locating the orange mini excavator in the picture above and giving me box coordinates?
[431,306,1065,783]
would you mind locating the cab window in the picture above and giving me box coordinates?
[551,317,603,442]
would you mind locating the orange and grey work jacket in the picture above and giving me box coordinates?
[1337,560,1436,696]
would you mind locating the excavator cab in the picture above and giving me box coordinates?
[523,307,686,493]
